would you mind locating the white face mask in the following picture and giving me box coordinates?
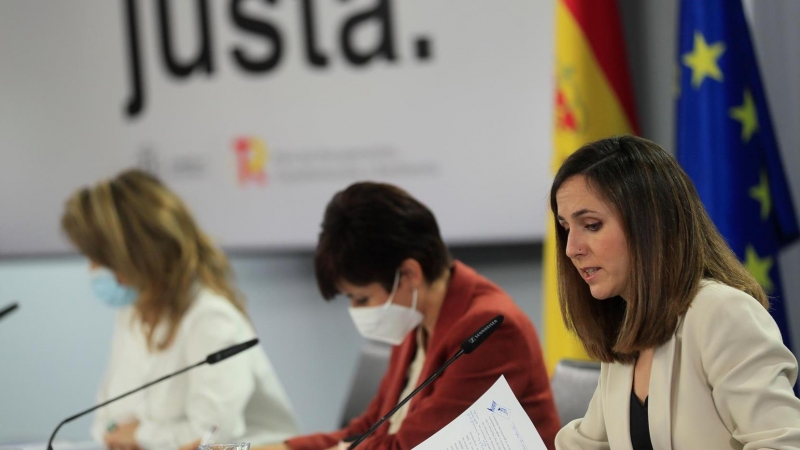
[347,271,424,345]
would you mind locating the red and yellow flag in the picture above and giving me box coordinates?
[544,0,639,373]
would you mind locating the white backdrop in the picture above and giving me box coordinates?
[0,0,555,256]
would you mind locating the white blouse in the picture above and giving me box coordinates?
[90,287,299,450]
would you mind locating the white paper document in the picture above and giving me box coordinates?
[413,375,548,450]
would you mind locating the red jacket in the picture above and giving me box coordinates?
[286,261,560,450]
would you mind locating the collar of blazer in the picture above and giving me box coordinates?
[606,314,685,450]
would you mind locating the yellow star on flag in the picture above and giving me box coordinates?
[730,88,759,143]
[682,32,726,88]
[744,245,774,292]
[749,170,771,221]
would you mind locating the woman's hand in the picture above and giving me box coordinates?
[104,421,141,450]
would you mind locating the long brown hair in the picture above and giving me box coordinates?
[62,169,246,351]
[550,135,767,364]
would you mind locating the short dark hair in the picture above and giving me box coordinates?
[315,182,452,300]
[550,135,767,364]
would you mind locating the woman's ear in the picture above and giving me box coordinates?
[398,258,424,288]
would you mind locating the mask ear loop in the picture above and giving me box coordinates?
[382,270,402,310]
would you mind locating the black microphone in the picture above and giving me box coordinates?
[46,338,260,450]
[461,315,504,354]
[0,302,19,322]
[206,338,259,364]
[348,315,504,449]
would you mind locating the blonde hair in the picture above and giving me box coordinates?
[62,169,246,351]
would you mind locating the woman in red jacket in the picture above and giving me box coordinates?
[265,181,559,450]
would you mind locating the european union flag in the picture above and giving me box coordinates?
[676,0,799,354]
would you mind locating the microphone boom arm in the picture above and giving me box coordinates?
[46,338,259,450]
[346,315,503,449]
[47,360,205,450]
[348,349,465,449]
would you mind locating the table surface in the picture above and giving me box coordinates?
[0,440,102,450]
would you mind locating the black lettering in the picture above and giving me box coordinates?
[415,36,431,61]
[157,0,214,77]
[299,0,328,67]
[339,0,397,66]
[230,0,283,73]
[123,0,145,118]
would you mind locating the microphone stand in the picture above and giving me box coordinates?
[46,338,258,450]
[0,302,18,321]
[47,360,205,450]
[348,349,465,449]
[347,315,503,449]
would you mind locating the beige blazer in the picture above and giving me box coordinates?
[556,281,800,450]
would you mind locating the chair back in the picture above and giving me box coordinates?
[339,340,392,428]
[551,359,601,426]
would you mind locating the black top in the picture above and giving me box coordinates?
[630,390,653,450]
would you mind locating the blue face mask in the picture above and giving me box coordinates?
[90,268,139,308]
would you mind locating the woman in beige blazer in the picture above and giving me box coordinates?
[550,135,800,450]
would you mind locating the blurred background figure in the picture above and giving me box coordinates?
[61,169,299,450]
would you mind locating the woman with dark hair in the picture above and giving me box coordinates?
[262,181,560,450]
[551,135,800,449]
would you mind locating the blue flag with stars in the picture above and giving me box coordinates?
[676,0,799,355]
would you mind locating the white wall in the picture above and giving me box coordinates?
[0,258,113,442]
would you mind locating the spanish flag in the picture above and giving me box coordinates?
[544,0,639,373]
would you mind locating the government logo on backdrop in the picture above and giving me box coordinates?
[233,136,269,186]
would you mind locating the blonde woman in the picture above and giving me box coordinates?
[62,170,299,450]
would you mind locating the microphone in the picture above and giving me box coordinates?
[461,315,504,354]
[206,338,259,364]
[46,338,260,450]
[0,302,19,322]
[348,315,504,449]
